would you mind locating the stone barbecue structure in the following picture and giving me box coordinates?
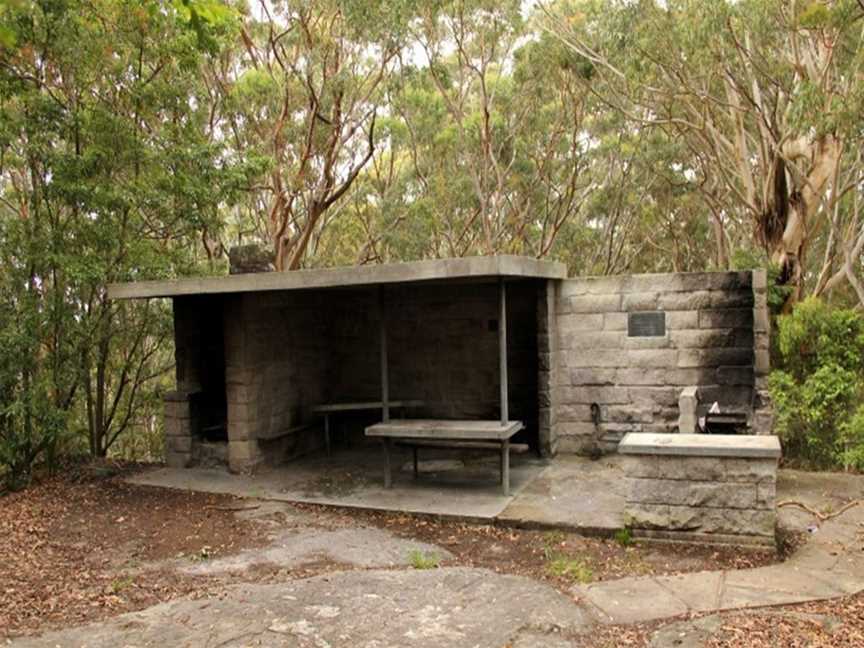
[108,256,774,474]
[620,433,781,545]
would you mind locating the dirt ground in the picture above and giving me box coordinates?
[0,460,842,646]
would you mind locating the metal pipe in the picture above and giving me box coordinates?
[379,286,390,422]
[499,279,508,425]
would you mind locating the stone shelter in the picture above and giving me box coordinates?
[108,255,773,474]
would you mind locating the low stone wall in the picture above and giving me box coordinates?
[619,433,781,547]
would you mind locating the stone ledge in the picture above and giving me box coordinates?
[631,528,775,548]
[619,433,781,459]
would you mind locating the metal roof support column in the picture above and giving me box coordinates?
[499,278,509,425]
[379,286,390,423]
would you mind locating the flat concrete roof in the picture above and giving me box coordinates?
[618,433,781,459]
[107,255,567,300]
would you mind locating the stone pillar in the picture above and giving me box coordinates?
[751,269,774,435]
[164,390,194,468]
[223,294,263,472]
[677,386,700,433]
[537,279,559,457]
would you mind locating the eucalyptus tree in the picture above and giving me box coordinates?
[214,0,412,270]
[336,1,595,261]
[546,0,864,307]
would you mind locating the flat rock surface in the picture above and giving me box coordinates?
[180,527,452,575]
[14,568,590,648]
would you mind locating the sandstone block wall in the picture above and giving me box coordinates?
[223,290,331,471]
[554,271,765,453]
[620,433,781,546]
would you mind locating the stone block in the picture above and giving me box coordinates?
[627,349,679,369]
[678,347,752,368]
[662,368,711,386]
[615,368,669,386]
[723,458,777,482]
[603,313,627,331]
[670,329,734,349]
[568,294,622,313]
[556,422,598,438]
[666,311,699,329]
[626,503,775,537]
[628,478,758,509]
[755,348,771,374]
[752,269,767,291]
[564,331,623,350]
[557,313,604,332]
[229,440,263,471]
[164,399,191,421]
[164,416,191,438]
[556,434,594,454]
[603,312,628,331]
[166,435,192,453]
[651,456,726,481]
[658,291,715,311]
[756,480,776,508]
[621,456,657,478]
[557,404,593,422]
[628,386,678,408]
[699,308,753,329]
[622,336,671,350]
[622,292,658,311]
[717,366,754,385]
[569,368,617,386]
[564,385,631,405]
[603,406,655,424]
[563,349,623,368]
[678,386,699,433]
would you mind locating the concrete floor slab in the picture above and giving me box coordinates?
[129,447,547,521]
[497,455,626,533]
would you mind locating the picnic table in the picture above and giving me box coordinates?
[365,419,524,496]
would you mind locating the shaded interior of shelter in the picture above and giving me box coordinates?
[173,278,545,469]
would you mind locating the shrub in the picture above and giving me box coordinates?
[769,298,864,469]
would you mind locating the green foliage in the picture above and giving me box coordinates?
[769,299,864,469]
[614,528,633,547]
[407,549,440,569]
[546,555,593,583]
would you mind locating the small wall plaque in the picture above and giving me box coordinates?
[628,311,666,337]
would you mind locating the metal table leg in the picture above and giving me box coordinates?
[383,437,392,488]
[324,414,331,456]
[501,439,510,496]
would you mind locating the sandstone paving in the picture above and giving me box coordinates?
[179,526,453,575]
[20,461,861,645]
[12,568,591,648]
